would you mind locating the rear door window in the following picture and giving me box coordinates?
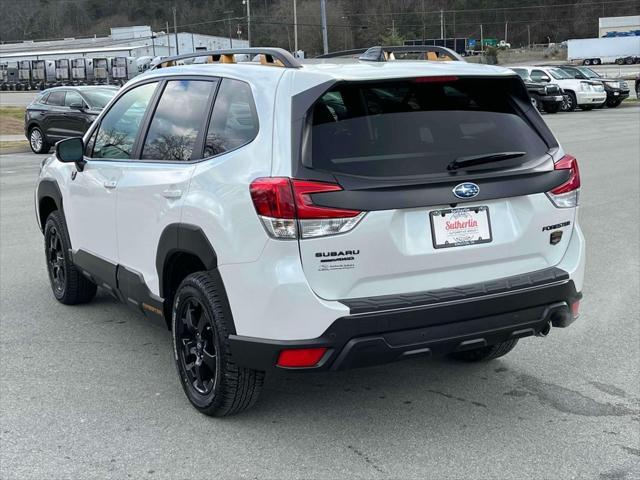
[309,77,548,178]
[46,91,65,106]
[141,79,214,161]
[203,78,259,157]
[64,91,85,108]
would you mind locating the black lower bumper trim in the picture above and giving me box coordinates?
[228,271,581,372]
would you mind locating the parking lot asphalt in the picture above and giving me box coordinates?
[1,105,639,479]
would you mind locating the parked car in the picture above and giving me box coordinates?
[35,47,584,416]
[636,73,640,98]
[511,68,564,113]
[25,86,119,154]
[517,66,606,111]
[548,65,629,108]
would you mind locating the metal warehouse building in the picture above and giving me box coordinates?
[0,25,249,63]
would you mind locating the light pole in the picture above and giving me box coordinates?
[293,0,298,52]
[173,6,179,55]
[320,0,328,55]
[243,0,251,46]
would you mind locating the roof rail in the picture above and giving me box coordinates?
[150,48,302,70]
[315,48,369,59]
[358,45,464,62]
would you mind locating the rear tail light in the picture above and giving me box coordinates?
[547,155,580,208]
[277,348,328,368]
[250,178,365,239]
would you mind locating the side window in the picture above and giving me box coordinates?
[531,70,548,82]
[203,78,259,157]
[46,91,65,106]
[91,82,157,160]
[141,80,214,161]
[38,92,50,104]
[65,91,85,108]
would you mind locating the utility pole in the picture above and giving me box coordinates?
[320,0,328,55]
[421,0,425,43]
[166,22,170,55]
[244,0,251,46]
[173,6,179,55]
[504,20,508,43]
[527,25,531,49]
[293,0,298,52]
[480,23,483,52]
[440,10,444,39]
[228,12,233,48]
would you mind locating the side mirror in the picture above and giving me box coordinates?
[69,102,84,110]
[540,75,550,82]
[56,137,86,171]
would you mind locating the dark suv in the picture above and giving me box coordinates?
[511,68,563,113]
[551,65,629,108]
[25,86,118,154]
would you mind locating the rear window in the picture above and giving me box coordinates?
[309,78,548,178]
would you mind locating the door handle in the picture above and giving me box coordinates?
[104,180,117,189]
[162,188,182,199]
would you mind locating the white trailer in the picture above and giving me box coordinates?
[567,36,640,65]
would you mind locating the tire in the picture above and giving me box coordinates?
[583,59,591,66]
[615,58,624,65]
[606,99,622,108]
[44,211,97,305]
[625,57,633,65]
[450,339,519,362]
[29,126,51,154]
[593,58,601,65]
[563,92,577,112]
[544,102,560,114]
[172,271,265,417]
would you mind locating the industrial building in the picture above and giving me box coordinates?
[0,25,249,62]
[598,15,640,37]
[0,25,249,89]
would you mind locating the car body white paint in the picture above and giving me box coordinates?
[36,58,586,341]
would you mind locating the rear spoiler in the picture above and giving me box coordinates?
[317,45,464,62]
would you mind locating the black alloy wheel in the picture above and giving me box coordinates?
[46,224,66,297]
[175,296,218,397]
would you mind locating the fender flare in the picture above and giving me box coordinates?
[36,179,64,232]
[156,224,236,333]
[156,224,218,293]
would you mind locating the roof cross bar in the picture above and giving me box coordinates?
[150,47,302,70]
[361,45,464,62]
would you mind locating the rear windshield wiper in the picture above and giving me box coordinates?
[448,151,526,171]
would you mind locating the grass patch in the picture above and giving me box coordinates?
[0,140,29,154]
[0,106,26,135]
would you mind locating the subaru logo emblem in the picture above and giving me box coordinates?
[452,182,480,199]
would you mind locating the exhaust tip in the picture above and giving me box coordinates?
[537,321,552,337]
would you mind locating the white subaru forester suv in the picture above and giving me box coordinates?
[35,47,585,416]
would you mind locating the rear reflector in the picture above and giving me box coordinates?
[249,178,365,239]
[547,155,580,208]
[277,348,328,368]
[571,300,580,318]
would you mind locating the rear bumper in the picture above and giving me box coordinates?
[229,267,582,372]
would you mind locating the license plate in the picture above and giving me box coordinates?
[429,206,492,249]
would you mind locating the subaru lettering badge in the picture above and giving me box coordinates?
[453,182,480,199]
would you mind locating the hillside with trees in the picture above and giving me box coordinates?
[2,0,638,55]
